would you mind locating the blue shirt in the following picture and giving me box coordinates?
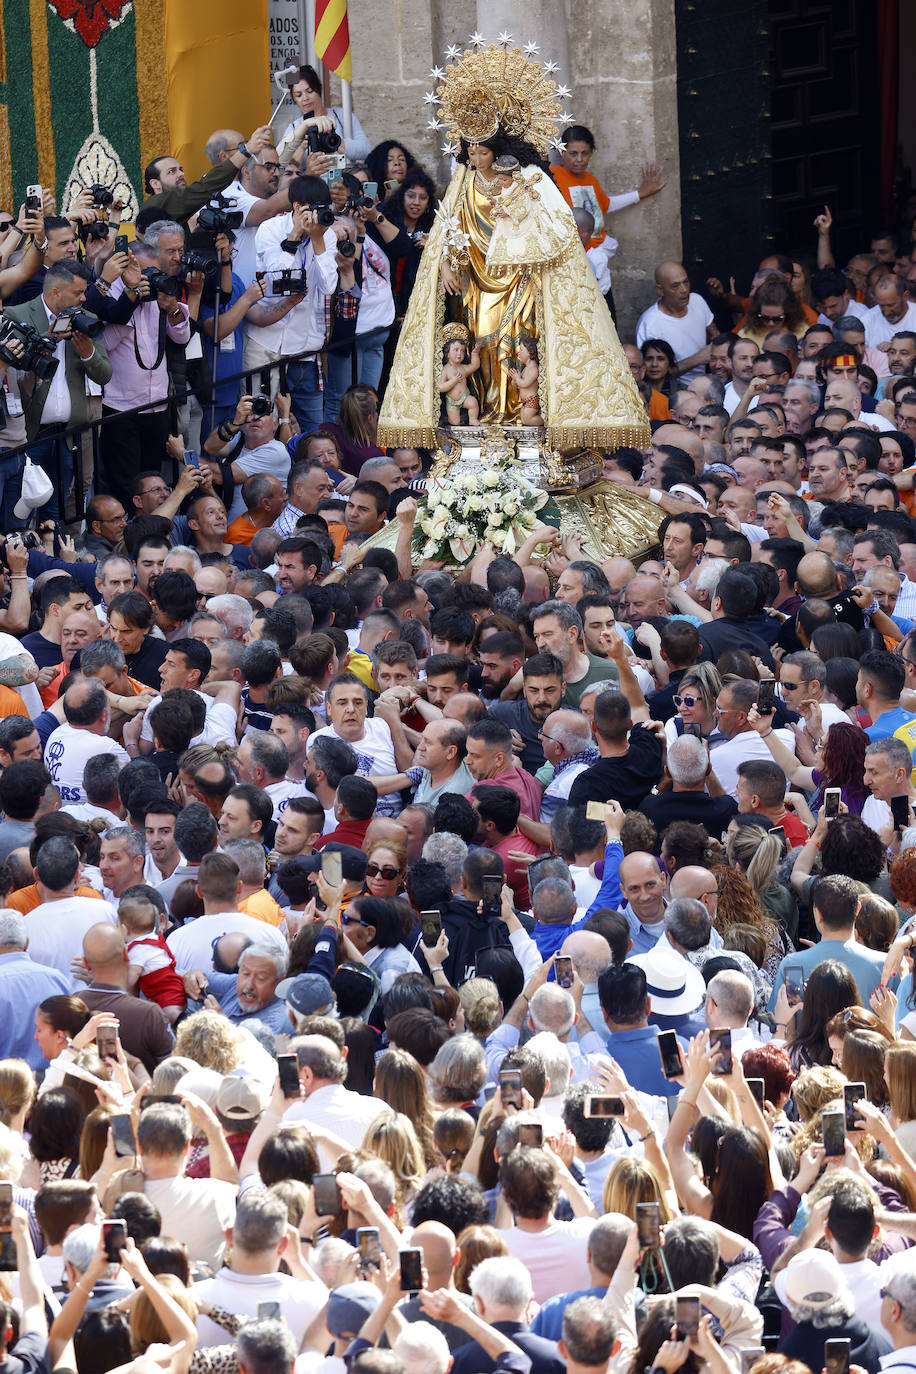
[531,1285,608,1340]
[602,1024,685,1096]
[199,272,248,407]
[865,706,916,742]
[768,937,888,1011]
[585,841,624,917]
[0,952,69,1068]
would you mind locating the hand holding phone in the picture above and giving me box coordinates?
[636,1201,660,1249]
[756,679,776,715]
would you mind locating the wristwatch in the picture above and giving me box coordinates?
[236,141,250,160]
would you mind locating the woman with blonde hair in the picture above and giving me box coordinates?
[727,825,797,950]
[0,1060,34,1134]
[664,662,722,746]
[790,1064,847,1123]
[454,1224,509,1294]
[372,1049,436,1168]
[602,1156,672,1222]
[361,1112,426,1215]
[174,1012,242,1076]
[458,979,501,1039]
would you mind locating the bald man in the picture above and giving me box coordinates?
[80,923,174,1071]
[669,865,719,920]
[43,678,129,805]
[635,261,715,381]
[399,1222,469,1349]
[561,929,615,1036]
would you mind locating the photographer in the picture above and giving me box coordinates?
[0,199,50,305]
[5,258,111,522]
[202,392,293,522]
[323,201,395,421]
[245,174,339,433]
[276,64,372,165]
[204,139,292,287]
[141,124,273,223]
[98,223,190,506]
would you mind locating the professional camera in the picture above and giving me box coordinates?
[300,203,335,227]
[180,250,221,286]
[141,266,182,297]
[88,183,114,208]
[197,193,244,236]
[80,220,110,242]
[250,395,272,417]
[53,305,104,338]
[0,316,58,379]
[337,239,356,259]
[345,194,373,212]
[271,269,309,295]
[307,125,342,156]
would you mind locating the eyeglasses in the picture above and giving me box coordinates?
[260,161,281,173]
[881,1287,901,1305]
[699,890,718,900]
[537,731,560,744]
[366,863,400,880]
[674,695,701,709]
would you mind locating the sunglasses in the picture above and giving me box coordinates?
[674,695,701,708]
[366,863,399,880]
[341,913,369,927]
[780,680,801,691]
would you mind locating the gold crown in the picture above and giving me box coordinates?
[442,322,470,344]
[425,35,573,160]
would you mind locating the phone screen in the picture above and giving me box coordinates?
[709,1028,732,1076]
[257,1301,281,1321]
[499,1069,522,1109]
[844,1082,866,1131]
[420,909,442,948]
[824,787,841,821]
[676,1296,700,1340]
[824,1340,851,1374]
[481,874,502,913]
[399,1247,423,1292]
[114,234,128,255]
[555,955,574,989]
[822,1109,846,1157]
[278,1053,300,1099]
[110,1114,136,1157]
[585,1095,624,1118]
[757,679,775,714]
[357,1227,382,1271]
[892,794,911,832]
[746,1078,765,1108]
[785,965,805,1007]
[636,1202,660,1249]
[321,850,343,887]
[683,721,703,738]
[0,1234,15,1272]
[96,1027,117,1059]
[103,1220,127,1263]
[658,1030,684,1080]
[0,1182,12,1232]
[313,1172,341,1216]
[517,1122,543,1147]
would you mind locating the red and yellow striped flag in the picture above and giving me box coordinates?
[315,0,351,82]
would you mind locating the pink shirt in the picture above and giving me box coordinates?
[102,281,190,412]
[467,767,543,821]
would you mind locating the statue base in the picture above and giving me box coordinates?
[366,424,662,569]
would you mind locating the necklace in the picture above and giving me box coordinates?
[474,169,500,194]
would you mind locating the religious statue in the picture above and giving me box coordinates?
[377,35,650,453]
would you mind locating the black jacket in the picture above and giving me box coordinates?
[568,724,664,811]
[441,896,512,987]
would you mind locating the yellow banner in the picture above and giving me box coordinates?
[164,0,270,181]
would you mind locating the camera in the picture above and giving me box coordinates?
[300,203,335,228]
[88,183,114,208]
[0,317,58,379]
[337,239,356,259]
[197,194,244,236]
[307,125,342,156]
[345,195,373,212]
[406,230,425,243]
[141,266,182,297]
[53,306,104,338]
[80,220,110,242]
[250,395,272,417]
[271,269,309,295]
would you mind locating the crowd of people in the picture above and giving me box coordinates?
[3,57,916,1374]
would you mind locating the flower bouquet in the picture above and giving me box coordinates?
[413,462,550,566]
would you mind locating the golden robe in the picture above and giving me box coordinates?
[377,164,650,452]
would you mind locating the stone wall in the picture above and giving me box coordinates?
[333,0,682,337]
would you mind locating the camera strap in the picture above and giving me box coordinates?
[131,304,167,373]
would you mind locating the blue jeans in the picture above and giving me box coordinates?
[29,428,73,523]
[323,330,389,423]
[286,360,325,435]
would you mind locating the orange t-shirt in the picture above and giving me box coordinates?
[648,389,670,422]
[7,884,104,915]
[226,514,258,547]
[0,685,31,717]
[240,889,284,927]
[550,166,610,249]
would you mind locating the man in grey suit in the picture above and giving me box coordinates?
[5,257,111,522]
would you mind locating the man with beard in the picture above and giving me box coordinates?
[477,632,525,702]
[488,654,566,775]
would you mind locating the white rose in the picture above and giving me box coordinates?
[481,470,500,488]
[458,472,477,491]
[466,494,484,512]
[503,499,518,517]
[432,504,450,521]
[454,523,470,538]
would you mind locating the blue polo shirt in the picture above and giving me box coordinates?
[531,1286,608,1340]
[603,1024,685,1096]
[768,937,888,1011]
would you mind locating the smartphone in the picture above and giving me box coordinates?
[399,1247,423,1293]
[384,179,397,195]
[0,1234,15,1273]
[683,721,703,738]
[892,793,911,832]
[822,1109,846,1157]
[636,1201,660,1249]
[658,1029,685,1080]
[312,1172,342,1216]
[757,679,776,714]
[517,1122,543,1147]
[785,964,805,1008]
[96,1026,118,1059]
[420,909,442,948]
[555,955,574,989]
[141,1094,181,1109]
[666,1095,680,1122]
[357,1226,382,1273]
[709,1028,732,1076]
[0,1182,12,1232]
[328,169,343,185]
[481,874,502,915]
[824,1339,851,1374]
[25,184,42,214]
[321,850,342,887]
[114,233,129,255]
[824,787,842,821]
[363,182,378,200]
[585,1095,625,1118]
[586,800,606,821]
[747,1078,766,1109]
[770,825,785,849]
[103,1219,127,1263]
[740,1349,765,1374]
[110,1114,136,1157]
[676,1295,701,1340]
[183,449,200,470]
[257,1301,281,1321]
[844,1082,866,1131]
[278,1053,300,1099]
[498,1068,522,1109]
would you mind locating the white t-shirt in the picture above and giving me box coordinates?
[226,439,292,521]
[863,300,916,349]
[61,802,121,831]
[25,895,118,983]
[308,718,396,778]
[709,728,797,800]
[0,633,42,717]
[43,724,129,805]
[143,1174,237,1269]
[495,1218,596,1304]
[263,777,309,822]
[167,911,287,972]
[224,178,263,287]
[140,692,238,748]
[283,1082,390,1159]
[635,294,714,380]
[193,1268,327,1348]
[862,794,891,835]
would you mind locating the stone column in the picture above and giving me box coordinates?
[474,1,571,92]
